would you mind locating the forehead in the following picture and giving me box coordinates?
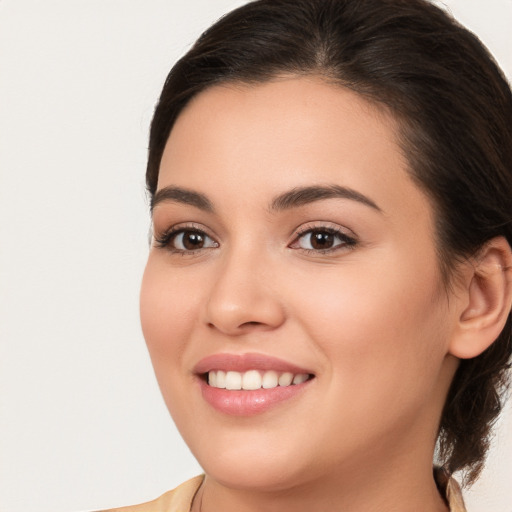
[158,76,432,225]
[163,76,400,173]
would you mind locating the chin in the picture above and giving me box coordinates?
[200,455,309,492]
[184,428,312,491]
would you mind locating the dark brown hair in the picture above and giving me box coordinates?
[146,0,512,484]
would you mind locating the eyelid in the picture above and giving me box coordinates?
[153,222,219,252]
[292,221,356,239]
[289,221,358,253]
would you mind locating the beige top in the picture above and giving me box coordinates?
[99,470,466,512]
[98,476,204,512]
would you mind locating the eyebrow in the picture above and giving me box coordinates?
[270,185,381,212]
[151,186,214,213]
[151,183,381,214]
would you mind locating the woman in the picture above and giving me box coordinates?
[104,0,512,510]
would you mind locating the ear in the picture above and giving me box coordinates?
[449,236,512,360]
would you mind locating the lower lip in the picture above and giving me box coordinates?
[199,378,312,416]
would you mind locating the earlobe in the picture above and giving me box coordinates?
[449,236,512,360]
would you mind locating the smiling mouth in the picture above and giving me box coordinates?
[196,354,315,415]
[206,370,314,390]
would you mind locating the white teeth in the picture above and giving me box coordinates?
[262,370,278,389]
[216,370,226,388]
[225,371,242,390]
[207,370,310,390]
[242,370,262,390]
[278,372,293,386]
[293,373,308,385]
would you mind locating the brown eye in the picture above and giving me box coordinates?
[181,231,205,250]
[171,230,218,251]
[309,231,335,250]
[294,228,356,252]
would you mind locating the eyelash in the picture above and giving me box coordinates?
[153,224,357,255]
[290,226,357,254]
[153,224,218,255]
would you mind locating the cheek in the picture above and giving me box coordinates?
[139,258,207,425]
[139,257,199,372]
[291,255,449,403]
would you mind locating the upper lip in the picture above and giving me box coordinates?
[193,352,313,375]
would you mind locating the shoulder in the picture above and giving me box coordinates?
[434,467,467,512]
[96,475,204,512]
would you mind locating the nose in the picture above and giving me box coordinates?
[203,249,286,336]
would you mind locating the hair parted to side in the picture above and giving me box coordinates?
[146,0,512,485]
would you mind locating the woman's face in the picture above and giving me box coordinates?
[140,77,460,490]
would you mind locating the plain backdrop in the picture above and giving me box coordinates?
[0,1,511,511]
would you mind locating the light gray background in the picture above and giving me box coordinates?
[0,1,511,511]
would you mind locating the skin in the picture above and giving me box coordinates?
[139,77,467,512]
